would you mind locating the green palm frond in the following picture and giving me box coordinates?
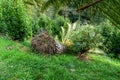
[98,0,120,29]
[41,0,120,29]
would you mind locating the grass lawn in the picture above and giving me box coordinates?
[0,36,120,80]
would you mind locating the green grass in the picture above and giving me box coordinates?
[0,36,120,80]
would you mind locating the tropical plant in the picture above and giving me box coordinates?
[71,25,102,54]
[61,22,103,54]
[61,22,78,44]
[31,31,65,54]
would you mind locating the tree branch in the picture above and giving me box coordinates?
[77,0,103,12]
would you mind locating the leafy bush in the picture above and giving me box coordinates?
[0,0,32,41]
[62,23,103,54]
[99,21,120,58]
[32,14,69,40]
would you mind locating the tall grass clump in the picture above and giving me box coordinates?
[0,0,32,41]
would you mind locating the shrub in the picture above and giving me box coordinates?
[0,0,32,41]
[32,14,69,40]
[99,21,120,58]
[62,23,103,54]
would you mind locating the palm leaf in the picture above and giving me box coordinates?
[41,0,120,29]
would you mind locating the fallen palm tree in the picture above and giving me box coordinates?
[31,31,65,54]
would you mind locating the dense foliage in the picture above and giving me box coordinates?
[33,14,69,40]
[0,0,32,41]
[0,1,7,33]
[99,21,120,58]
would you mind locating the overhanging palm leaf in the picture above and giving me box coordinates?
[41,0,120,29]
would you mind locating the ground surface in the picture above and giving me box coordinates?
[0,36,120,80]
